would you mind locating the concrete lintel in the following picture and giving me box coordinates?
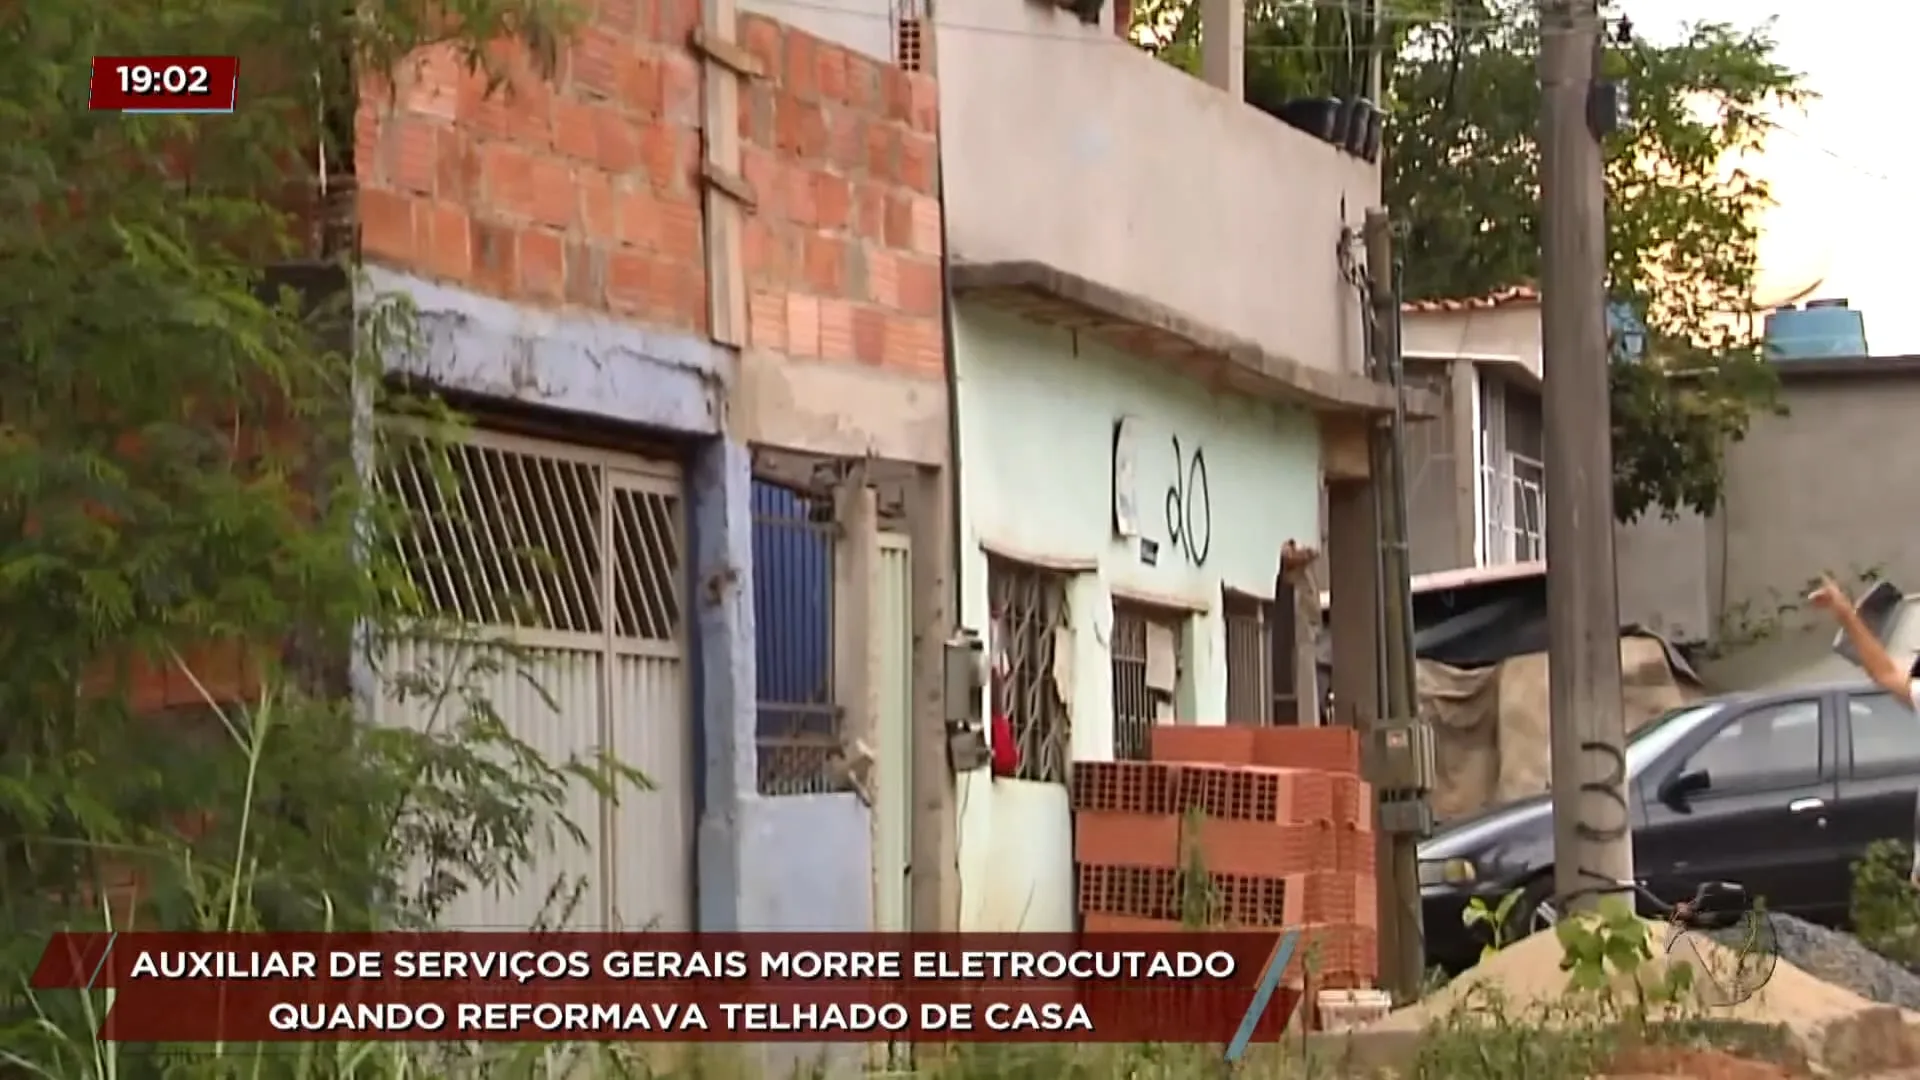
[949,260,1441,418]
[360,267,731,437]
[734,349,949,464]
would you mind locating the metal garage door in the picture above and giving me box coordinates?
[378,426,693,932]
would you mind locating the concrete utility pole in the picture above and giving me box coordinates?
[1538,0,1634,910]
[1199,0,1245,99]
[1363,208,1425,1000]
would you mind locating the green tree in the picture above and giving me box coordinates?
[1129,1,1805,522]
[0,0,645,1071]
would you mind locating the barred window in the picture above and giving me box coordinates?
[1270,577,1301,726]
[750,479,845,796]
[1111,600,1184,759]
[1223,590,1271,725]
[987,557,1071,783]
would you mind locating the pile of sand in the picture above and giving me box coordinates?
[1363,921,1920,1073]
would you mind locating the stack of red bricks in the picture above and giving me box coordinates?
[1071,726,1377,990]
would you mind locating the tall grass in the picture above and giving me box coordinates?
[0,674,1810,1079]
[0,623,654,1080]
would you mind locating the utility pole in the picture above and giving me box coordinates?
[1538,0,1633,910]
[1363,208,1425,1001]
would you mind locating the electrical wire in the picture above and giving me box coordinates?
[748,0,1534,54]
[754,0,1907,205]
[1725,107,1903,186]
[1603,10,1905,188]
[759,0,1910,193]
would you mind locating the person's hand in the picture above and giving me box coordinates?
[1807,575,1852,615]
[1280,540,1319,581]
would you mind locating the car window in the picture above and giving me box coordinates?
[1625,701,1724,773]
[1681,699,1821,793]
[1849,692,1920,773]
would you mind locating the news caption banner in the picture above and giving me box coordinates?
[89,56,241,113]
[33,932,1304,1049]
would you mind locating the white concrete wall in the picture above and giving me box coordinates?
[951,306,1323,931]
[1402,304,1543,380]
[934,0,1377,380]
[739,0,895,62]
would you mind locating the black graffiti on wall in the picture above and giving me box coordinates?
[1164,435,1211,566]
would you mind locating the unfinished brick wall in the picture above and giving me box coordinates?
[352,8,945,378]
[737,16,944,375]
[353,5,710,332]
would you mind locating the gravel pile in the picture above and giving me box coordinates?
[1705,914,1920,1012]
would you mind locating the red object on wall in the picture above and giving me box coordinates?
[991,712,1020,776]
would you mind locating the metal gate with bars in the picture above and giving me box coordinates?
[750,480,844,796]
[377,426,694,932]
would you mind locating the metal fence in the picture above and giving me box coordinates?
[750,479,844,796]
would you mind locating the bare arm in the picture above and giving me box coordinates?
[1811,576,1914,706]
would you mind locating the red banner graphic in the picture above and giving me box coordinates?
[32,932,1306,1044]
[88,56,241,112]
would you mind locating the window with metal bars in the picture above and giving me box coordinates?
[1110,600,1182,759]
[1223,590,1271,725]
[987,557,1070,783]
[750,479,847,796]
[1269,576,1301,725]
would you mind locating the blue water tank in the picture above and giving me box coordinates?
[1764,299,1869,361]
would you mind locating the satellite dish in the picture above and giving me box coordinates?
[1755,273,1826,310]
[1751,198,1834,309]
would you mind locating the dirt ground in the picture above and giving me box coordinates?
[1593,1045,1920,1078]
[1599,1046,1802,1079]
[1598,1055,1920,1080]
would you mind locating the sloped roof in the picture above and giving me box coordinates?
[1402,285,1540,313]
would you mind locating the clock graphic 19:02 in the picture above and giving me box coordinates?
[90,56,240,113]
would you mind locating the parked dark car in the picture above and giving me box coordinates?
[1418,682,1920,973]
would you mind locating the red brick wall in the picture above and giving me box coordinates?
[736,16,944,376]
[353,9,944,380]
[355,8,710,332]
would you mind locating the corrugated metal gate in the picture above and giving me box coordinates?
[378,427,693,932]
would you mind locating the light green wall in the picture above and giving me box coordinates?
[951,306,1323,930]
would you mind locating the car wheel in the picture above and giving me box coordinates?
[1503,876,1560,941]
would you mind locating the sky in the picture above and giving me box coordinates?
[1635,2,1918,353]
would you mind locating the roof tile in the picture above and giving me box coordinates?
[1402,284,1540,313]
